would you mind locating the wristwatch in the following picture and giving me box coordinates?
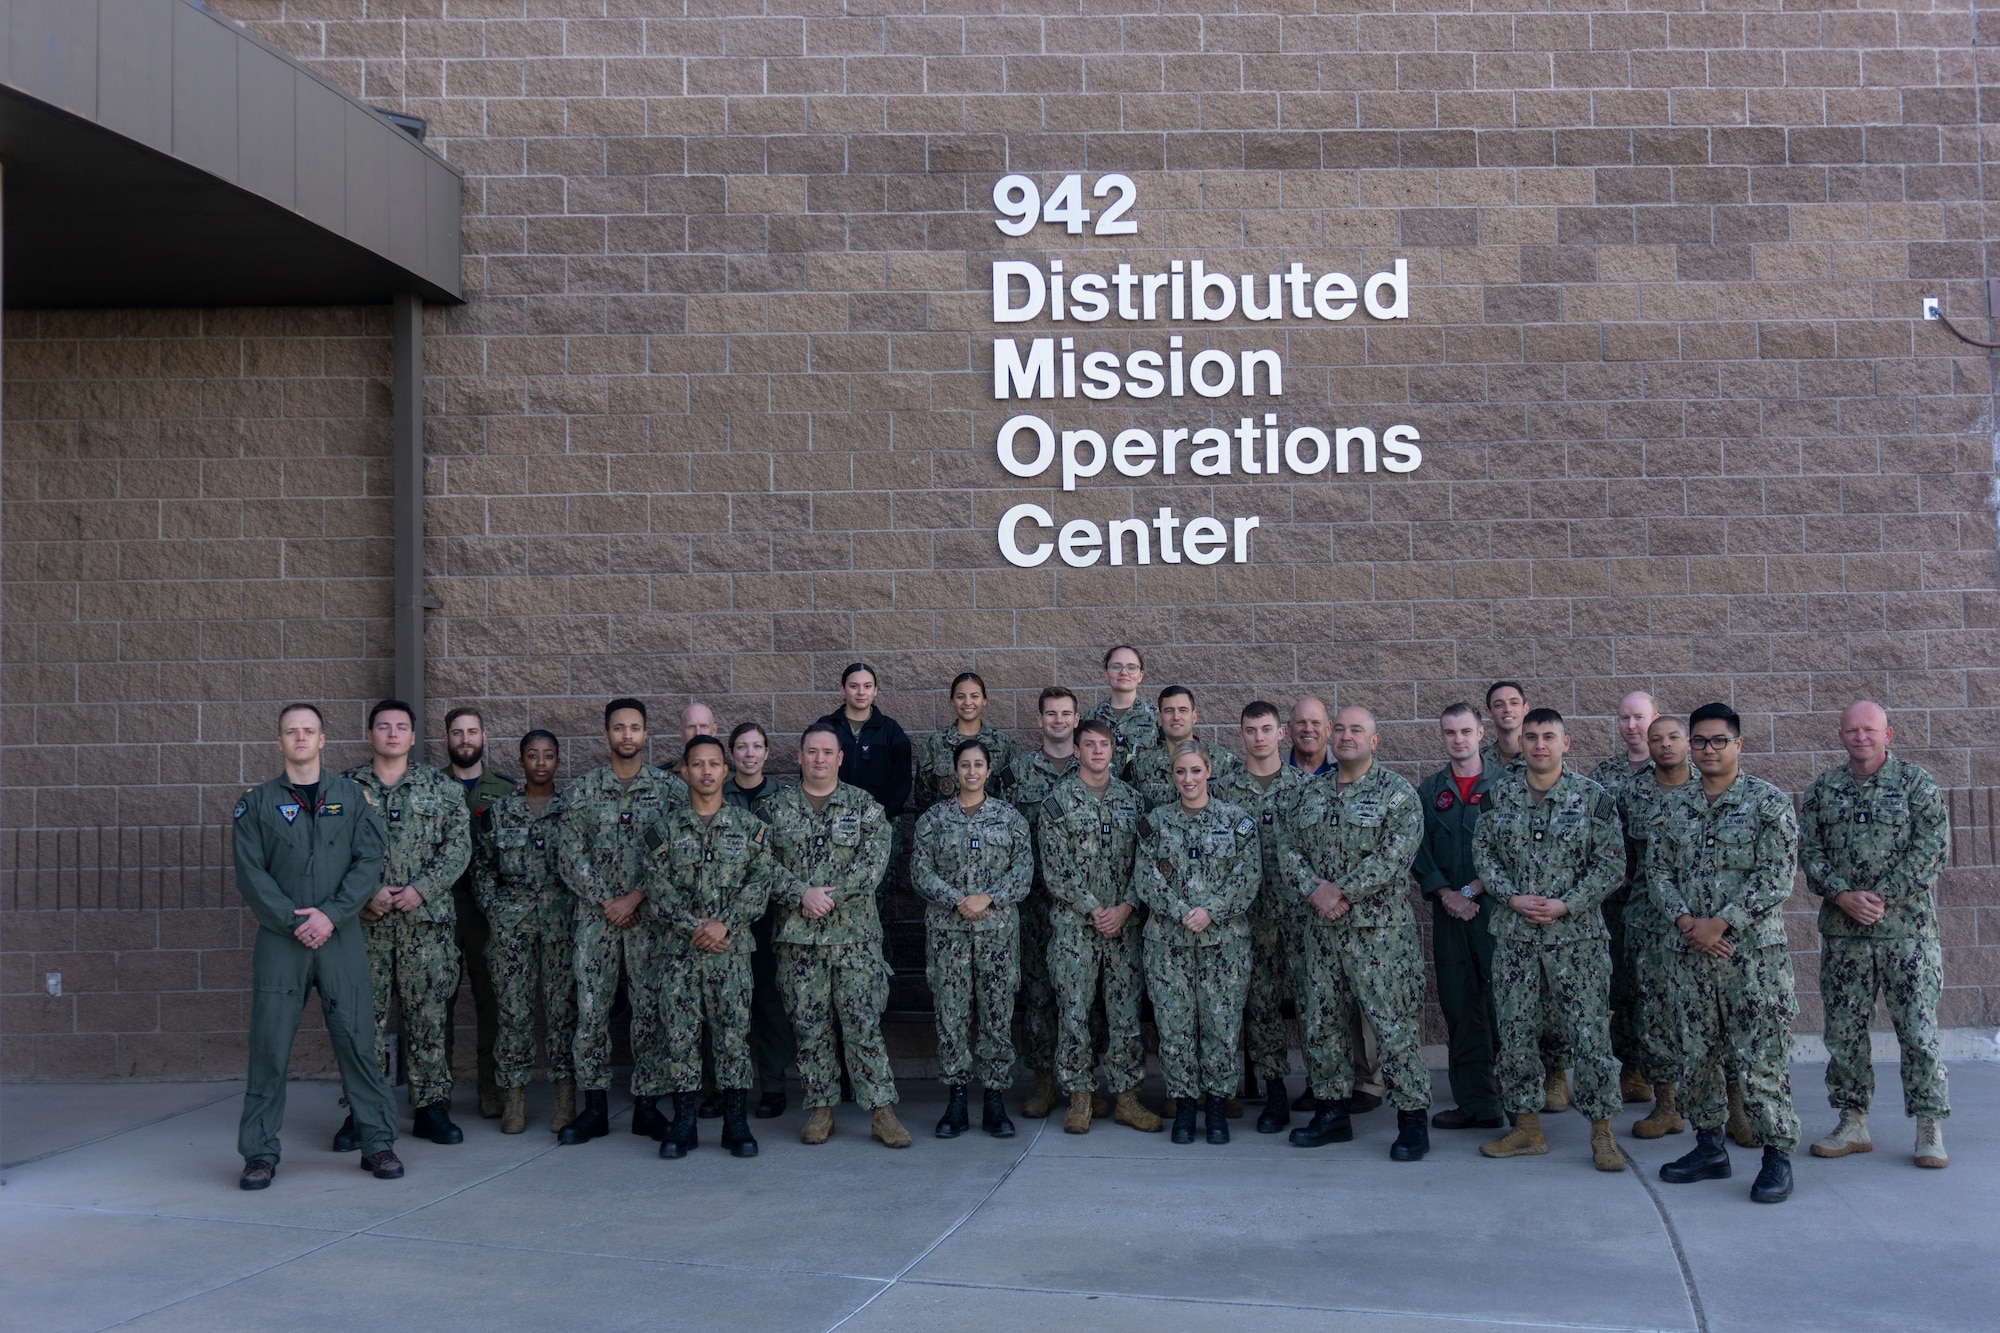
[1459,885,1478,899]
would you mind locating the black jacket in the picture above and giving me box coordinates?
[816,708,913,818]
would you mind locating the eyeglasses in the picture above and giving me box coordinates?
[1687,735,1738,750]
[1106,664,1141,674]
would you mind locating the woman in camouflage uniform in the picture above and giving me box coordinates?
[1134,741,1262,1146]
[471,731,577,1135]
[911,738,1034,1139]
[914,672,1018,815]
[1080,645,1160,780]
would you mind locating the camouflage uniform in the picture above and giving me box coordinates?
[1130,738,1244,812]
[1480,739,1527,776]
[1800,755,1951,1120]
[1038,773,1149,1095]
[912,796,1035,1088]
[472,787,577,1088]
[1286,765,1430,1111]
[1209,764,1313,1081]
[763,782,899,1110]
[642,803,782,1092]
[1081,699,1160,781]
[914,725,1019,815]
[1476,741,1567,1074]
[452,768,516,1101]
[1473,769,1628,1121]
[1133,799,1261,1098]
[1617,761,1699,1085]
[556,764,683,1095]
[1587,755,1649,1075]
[1646,774,1803,1154]
[344,763,473,1109]
[724,775,796,1097]
[1006,748,1080,1076]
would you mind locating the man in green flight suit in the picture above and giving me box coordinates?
[234,703,404,1189]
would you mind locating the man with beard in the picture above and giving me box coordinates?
[445,706,516,1120]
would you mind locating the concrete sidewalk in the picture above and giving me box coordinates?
[2,1062,1992,1332]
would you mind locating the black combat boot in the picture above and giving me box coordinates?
[721,1090,758,1158]
[936,1085,969,1139]
[1289,1099,1354,1148]
[1171,1098,1199,1145]
[1255,1077,1292,1134]
[557,1090,610,1145]
[331,1113,360,1152]
[412,1102,463,1145]
[1391,1107,1430,1162]
[1660,1127,1732,1183]
[659,1093,700,1160]
[1205,1094,1231,1145]
[982,1089,1015,1138]
[630,1095,665,1140]
[1750,1146,1792,1203]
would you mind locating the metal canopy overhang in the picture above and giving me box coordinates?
[0,0,462,309]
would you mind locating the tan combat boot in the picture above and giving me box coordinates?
[1632,1082,1685,1139]
[1809,1108,1871,1158]
[1543,1070,1571,1114]
[801,1106,835,1145]
[550,1079,577,1133]
[1590,1119,1625,1171]
[1725,1079,1758,1147]
[1022,1070,1058,1118]
[1481,1112,1548,1158]
[871,1104,912,1149]
[1619,1064,1653,1103]
[1092,1091,1112,1118]
[1915,1117,1948,1169]
[500,1086,527,1135]
[1063,1090,1093,1134]
[1114,1089,1163,1133]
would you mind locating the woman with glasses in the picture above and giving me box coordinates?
[1081,645,1160,780]
[815,663,915,925]
[914,672,1019,815]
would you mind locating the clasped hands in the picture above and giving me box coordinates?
[360,885,424,922]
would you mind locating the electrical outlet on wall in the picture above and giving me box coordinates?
[1922,297,1941,321]
[46,972,62,997]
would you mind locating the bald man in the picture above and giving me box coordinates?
[1801,702,1951,1168]
[1587,691,1661,1104]
[1287,697,1334,777]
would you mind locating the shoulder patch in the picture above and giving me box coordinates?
[232,798,248,820]
[1593,794,1615,821]
[1042,795,1065,824]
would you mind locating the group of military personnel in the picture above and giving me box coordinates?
[232,651,1954,1209]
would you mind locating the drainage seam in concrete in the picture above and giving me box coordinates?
[820,1114,1051,1332]
[1,1088,247,1171]
[1619,1142,1709,1333]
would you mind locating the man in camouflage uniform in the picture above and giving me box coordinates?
[1284,706,1431,1161]
[764,723,910,1148]
[642,735,787,1159]
[1622,715,1699,1139]
[1039,719,1161,1135]
[1480,680,1530,776]
[1650,702,1802,1204]
[1801,700,1951,1169]
[345,699,473,1147]
[1005,686,1081,1119]
[470,730,575,1134]
[913,738,1035,1137]
[1209,701,1312,1133]
[1474,708,1628,1172]
[1133,741,1262,1145]
[443,706,514,1120]
[1129,687,1243,811]
[1082,644,1158,780]
[555,698,684,1145]
[1586,690,1660,1104]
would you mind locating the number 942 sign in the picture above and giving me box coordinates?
[993,174,1138,237]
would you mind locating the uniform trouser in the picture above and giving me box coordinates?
[749,907,796,1095]
[1670,943,1800,1153]
[1051,913,1147,1094]
[1298,917,1432,1112]
[241,928,397,1163]
[1430,902,1503,1120]
[661,942,754,1092]
[571,908,669,1095]
[1625,901,1685,1086]
[1493,934,1620,1121]
[1018,889,1058,1071]
[777,938,897,1109]
[1821,933,1950,1119]
[928,923,1020,1089]
[485,898,576,1087]
[1145,934,1251,1099]
[448,882,499,1092]
[1244,906,1305,1080]
[364,913,460,1107]
[1604,886,1642,1070]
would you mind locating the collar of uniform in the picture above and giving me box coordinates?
[1842,754,1899,791]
